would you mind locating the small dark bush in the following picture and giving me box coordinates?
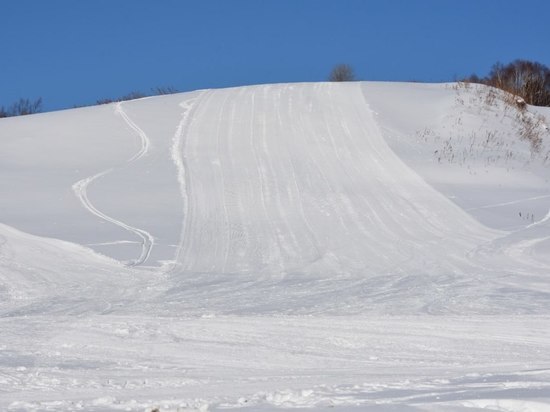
[329,64,355,82]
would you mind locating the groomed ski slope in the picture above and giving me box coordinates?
[1,82,550,411]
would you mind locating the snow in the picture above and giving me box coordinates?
[1,81,550,411]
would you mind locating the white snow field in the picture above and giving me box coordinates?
[1,81,550,411]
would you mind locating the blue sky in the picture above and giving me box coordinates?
[2,0,550,111]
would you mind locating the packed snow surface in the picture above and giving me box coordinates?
[1,82,550,411]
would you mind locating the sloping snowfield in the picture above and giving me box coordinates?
[1,82,550,411]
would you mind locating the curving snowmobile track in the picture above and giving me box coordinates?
[72,101,154,266]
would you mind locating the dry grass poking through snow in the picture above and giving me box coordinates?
[422,82,550,168]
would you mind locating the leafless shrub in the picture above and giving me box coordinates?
[0,97,43,117]
[516,111,545,152]
[96,91,147,105]
[95,98,117,105]
[515,97,527,110]
[483,88,497,107]
[152,86,178,95]
[329,64,355,82]
[120,91,147,101]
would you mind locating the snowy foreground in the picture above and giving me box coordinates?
[1,82,550,411]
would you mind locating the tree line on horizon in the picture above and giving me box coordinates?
[1,60,549,119]
[463,59,550,107]
[0,97,43,118]
[0,86,179,119]
[329,60,550,108]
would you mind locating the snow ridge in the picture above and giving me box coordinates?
[169,91,208,272]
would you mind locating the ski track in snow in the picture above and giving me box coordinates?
[466,194,550,211]
[169,91,208,273]
[72,102,154,266]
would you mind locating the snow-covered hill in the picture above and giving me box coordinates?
[1,82,550,411]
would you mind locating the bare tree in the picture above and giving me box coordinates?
[329,64,355,82]
[12,97,43,115]
[152,86,178,95]
[0,97,43,117]
[466,60,550,107]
